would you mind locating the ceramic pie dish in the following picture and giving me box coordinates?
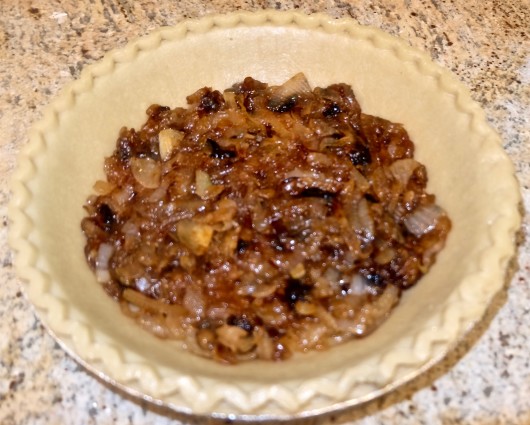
[9,10,521,420]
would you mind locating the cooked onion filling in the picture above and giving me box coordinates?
[82,74,451,363]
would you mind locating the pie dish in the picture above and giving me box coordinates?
[8,10,521,419]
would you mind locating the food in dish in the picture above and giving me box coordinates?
[81,73,451,363]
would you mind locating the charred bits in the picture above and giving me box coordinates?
[297,187,336,200]
[297,187,338,212]
[146,104,170,118]
[97,203,117,232]
[198,90,224,114]
[284,278,311,308]
[236,239,249,255]
[207,139,237,159]
[117,128,157,161]
[349,143,372,166]
[243,94,257,112]
[323,102,341,117]
[268,97,297,113]
[364,193,379,203]
[117,132,133,162]
[227,314,253,333]
[360,268,387,293]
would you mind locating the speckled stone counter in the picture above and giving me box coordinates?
[0,1,529,424]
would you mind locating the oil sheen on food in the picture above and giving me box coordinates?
[81,73,451,363]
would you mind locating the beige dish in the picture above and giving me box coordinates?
[9,11,521,420]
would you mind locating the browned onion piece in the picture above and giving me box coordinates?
[176,220,214,256]
[130,157,161,189]
[158,128,184,161]
[269,72,312,108]
[404,204,445,237]
[389,158,420,186]
[123,288,186,316]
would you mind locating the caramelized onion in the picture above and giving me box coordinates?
[82,75,451,363]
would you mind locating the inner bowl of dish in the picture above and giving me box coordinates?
[9,11,520,420]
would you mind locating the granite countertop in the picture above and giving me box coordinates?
[0,1,528,424]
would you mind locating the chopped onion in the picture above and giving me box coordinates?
[254,299,288,327]
[130,157,161,189]
[270,72,312,106]
[195,170,225,201]
[319,134,354,149]
[96,268,111,283]
[250,204,270,233]
[93,180,115,195]
[158,128,184,161]
[183,286,205,317]
[123,289,187,315]
[114,261,144,285]
[358,198,375,239]
[121,221,139,237]
[349,274,368,295]
[284,167,317,180]
[348,198,375,241]
[306,152,333,168]
[295,301,317,316]
[314,306,338,330]
[323,267,341,287]
[195,170,212,199]
[375,247,396,265]
[220,229,239,257]
[147,182,168,203]
[289,262,306,279]
[297,322,328,349]
[196,328,216,352]
[237,280,278,298]
[200,198,237,231]
[282,169,338,195]
[179,254,196,271]
[389,158,420,186]
[95,243,114,283]
[223,91,238,109]
[404,204,444,237]
[176,220,214,256]
[252,282,278,298]
[112,184,134,206]
[349,167,370,193]
[254,327,274,360]
[216,325,254,353]
[207,306,231,321]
